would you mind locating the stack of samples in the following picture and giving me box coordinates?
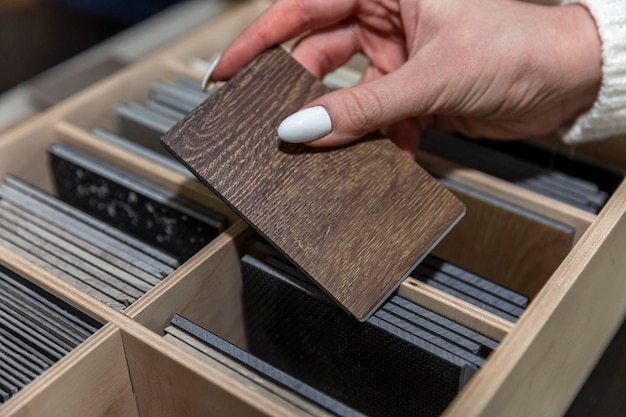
[411,256,529,322]
[92,76,215,178]
[0,142,227,311]
[0,264,101,403]
[420,130,623,213]
[162,238,528,417]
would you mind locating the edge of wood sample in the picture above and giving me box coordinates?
[162,46,465,320]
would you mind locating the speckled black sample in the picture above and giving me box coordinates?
[49,142,226,262]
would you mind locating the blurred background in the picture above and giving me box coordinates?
[0,0,229,132]
[0,0,185,93]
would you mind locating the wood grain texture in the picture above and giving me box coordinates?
[162,46,465,320]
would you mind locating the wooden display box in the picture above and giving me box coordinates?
[1,1,626,416]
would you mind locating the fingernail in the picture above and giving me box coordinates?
[277,106,332,143]
[201,53,221,92]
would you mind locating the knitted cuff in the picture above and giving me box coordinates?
[560,0,626,144]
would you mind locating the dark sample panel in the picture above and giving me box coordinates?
[49,142,226,263]
[239,255,482,417]
[162,46,465,320]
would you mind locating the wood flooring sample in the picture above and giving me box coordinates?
[162,47,465,320]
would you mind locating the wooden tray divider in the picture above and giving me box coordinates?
[1,325,139,417]
[116,315,299,417]
[124,220,249,347]
[399,278,514,342]
[443,178,626,417]
[0,245,120,324]
[416,150,596,243]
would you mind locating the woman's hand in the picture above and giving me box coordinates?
[209,0,602,155]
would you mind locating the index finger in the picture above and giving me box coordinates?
[211,0,359,81]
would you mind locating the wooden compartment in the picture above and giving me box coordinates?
[120,323,293,417]
[0,114,238,316]
[91,147,565,342]
[445,180,626,417]
[1,325,137,417]
[129,169,576,345]
[1,1,626,416]
[2,322,288,417]
[124,220,250,347]
[113,171,584,415]
[433,178,576,299]
[90,178,626,417]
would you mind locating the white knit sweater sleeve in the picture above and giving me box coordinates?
[560,0,626,144]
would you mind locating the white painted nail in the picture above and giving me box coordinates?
[201,53,221,92]
[277,106,332,143]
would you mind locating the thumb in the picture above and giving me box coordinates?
[277,66,429,147]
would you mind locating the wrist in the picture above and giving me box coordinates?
[552,3,602,125]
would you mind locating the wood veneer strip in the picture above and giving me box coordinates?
[398,278,513,342]
[163,46,465,320]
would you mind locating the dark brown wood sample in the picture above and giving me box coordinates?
[162,47,465,320]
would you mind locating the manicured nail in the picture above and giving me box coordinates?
[277,106,332,143]
[201,53,221,92]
